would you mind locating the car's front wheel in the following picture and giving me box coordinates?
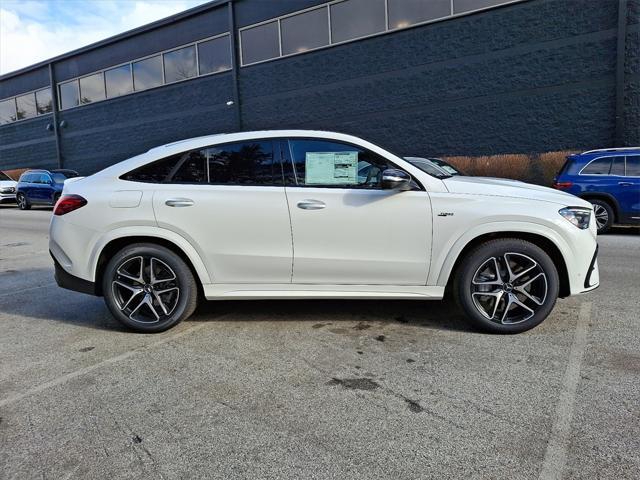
[589,199,613,234]
[102,243,198,332]
[454,238,559,334]
[16,193,31,210]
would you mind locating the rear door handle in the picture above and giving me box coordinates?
[165,198,194,207]
[618,182,633,187]
[297,199,326,210]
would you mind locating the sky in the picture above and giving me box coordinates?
[0,0,211,75]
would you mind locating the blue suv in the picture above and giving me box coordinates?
[16,169,79,210]
[553,148,639,233]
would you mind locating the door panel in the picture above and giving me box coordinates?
[285,187,431,284]
[619,155,640,221]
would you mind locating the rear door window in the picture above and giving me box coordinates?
[206,140,278,185]
[581,157,613,175]
[610,156,625,176]
[626,155,640,177]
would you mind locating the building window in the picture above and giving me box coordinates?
[198,35,232,75]
[163,45,197,83]
[388,0,452,29]
[35,88,53,114]
[59,80,80,110]
[281,7,330,56]
[16,92,38,120]
[453,0,511,14]
[105,64,133,98]
[330,0,386,44]
[0,98,17,124]
[79,72,106,104]
[133,55,163,91]
[240,21,280,65]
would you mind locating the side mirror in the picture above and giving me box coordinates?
[381,168,412,190]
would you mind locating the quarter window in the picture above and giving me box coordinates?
[240,21,280,65]
[0,98,17,124]
[16,93,37,120]
[163,46,197,84]
[330,0,386,44]
[35,88,53,114]
[59,80,79,110]
[626,156,640,177]
[281,7,330,56]
[133,55,163,91]
[198,36,232,75]
[79,73,106,104]
[388,0,451,29]
[105,64,133,98]
[581,157,613,175]
[287,139,390,188]
[207,141,277,185]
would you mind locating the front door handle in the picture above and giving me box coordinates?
[165,198,194,207]
[618,182,633,187]
[297,199,326,210]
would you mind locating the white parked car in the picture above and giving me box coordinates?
[49,131,599,333]
[0,171,17,204]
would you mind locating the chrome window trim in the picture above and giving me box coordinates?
[0,86,53,125]
[577,155,626,177]
[239,0,525,67]
[57,32,232,112]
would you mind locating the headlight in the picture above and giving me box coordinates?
[559,207,591,229]
[0,187,15,193]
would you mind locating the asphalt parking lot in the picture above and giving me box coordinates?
[0,205,639,480]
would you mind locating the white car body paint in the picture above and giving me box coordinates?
[49,130,599,301]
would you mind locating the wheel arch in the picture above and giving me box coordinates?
[577,192,619,221]
[440,230,571,299]
[91,229,211,296]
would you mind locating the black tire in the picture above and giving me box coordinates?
[102,243,198,333]
[588,199,614,234]
[453,238,560,334]
[16,193,31,210]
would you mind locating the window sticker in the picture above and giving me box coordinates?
[305,151,358,185]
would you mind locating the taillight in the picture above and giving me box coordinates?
[553,181,573,190]
[54,194,87,215]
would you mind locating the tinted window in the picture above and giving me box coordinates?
[198,36,232,75]
[164,46,197,84]
[626,156,640,177]
[281,7,329,56]
[388,0,451,29]
[330,0,386,44]
[207,141,277,185]
[0,172,10,181]
[79,73,106,104]
[35,88,53,114]
[122,155,180,183]
[610,156,625,176]
[133,56,163,91]
[288,139,390,188]
[241,21,280,65]
[582,157,613,175]
[16,93,37,120]
[172,151,207,183]
[52,173,68,183]
[453,0,509,14]
[0,98,17,124]
[105,65,133,98]
[59,80,79,110]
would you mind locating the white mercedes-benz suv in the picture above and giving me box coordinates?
[49,130,599,333]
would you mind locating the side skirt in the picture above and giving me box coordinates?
[202,284,445,300]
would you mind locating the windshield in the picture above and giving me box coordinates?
[405,158,451,179]
[0,172,11,181]
[52,173,69,183]
[54,170,79,179]
[427,158,464,176]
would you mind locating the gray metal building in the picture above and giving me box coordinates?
[0,0,638,175]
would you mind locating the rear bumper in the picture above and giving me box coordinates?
[51,252,98,296]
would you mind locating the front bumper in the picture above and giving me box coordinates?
[583,245,599,291]
[0,193,16,203]
[52,252,98,296]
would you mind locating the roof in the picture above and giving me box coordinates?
[0,0,226,81]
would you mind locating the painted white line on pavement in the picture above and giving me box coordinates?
[0,322,210,408]
[538,301,592,480]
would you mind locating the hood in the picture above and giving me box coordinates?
[0,180,17,188]
[443,176,590,207]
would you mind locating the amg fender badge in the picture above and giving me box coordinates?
[438,212,454,217]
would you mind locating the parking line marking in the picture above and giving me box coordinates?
[0,322,209,408]
[538,301,591,480]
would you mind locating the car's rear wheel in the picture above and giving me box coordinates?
[589,199,613,234]
[102,243,198,333]
[454,238,559,334]
[16,193,31,210]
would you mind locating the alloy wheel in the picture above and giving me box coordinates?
[592,204,609,230]
[471,253,548,325]
[111,256,180,324]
